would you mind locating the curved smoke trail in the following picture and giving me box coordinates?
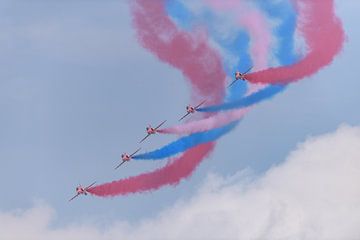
[157,0,273,136]
[131,0,226,104]
[89,0,344,197]
[206,0,272,71]
[246,0,344,84]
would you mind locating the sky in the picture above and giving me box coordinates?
[0,0,359,239]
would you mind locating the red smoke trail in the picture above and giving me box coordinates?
[88,143,214,196]
[246,0,344,84]
[131,0,226,103]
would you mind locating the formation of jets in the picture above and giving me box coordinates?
[70,69,251,201]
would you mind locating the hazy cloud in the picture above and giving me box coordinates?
[1,124,360,240]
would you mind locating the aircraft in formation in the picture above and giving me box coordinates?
[70,70,249,201]
[69,181,96,201]
[140,120,167,143]
[228,66,253,88]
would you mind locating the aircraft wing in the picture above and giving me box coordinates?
[195,100,206,109]
[85,181,96,190]
[140,134,151,143]
[244,66,253,74]
[131,148,141,157]
[68,193,80,202]
[228,79,238,88]
[115,161,126,170]
[179,112,190,121]
[155,120,167,130]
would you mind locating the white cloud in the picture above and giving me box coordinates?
[1,124,360,240]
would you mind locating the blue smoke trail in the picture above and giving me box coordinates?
[255,0,299,65]
[198,85,285,113]
[133,121,238,160]
[165,0,193,30]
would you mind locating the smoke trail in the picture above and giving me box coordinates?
[158,0,273,136]
[134,121,238,160]
[198,85,285,113]
[131,0,226,104]
[206,0,272,71]
[246,0,344,84]
[159,108,249,135]
[88,143,215,197]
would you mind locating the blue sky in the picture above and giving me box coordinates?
[0,0,359,232]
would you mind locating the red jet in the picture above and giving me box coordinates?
[68,181,96,202]
[140,120,167,143]
[179,100,206,121]
[115,148,141,169]
[228,66,253,87]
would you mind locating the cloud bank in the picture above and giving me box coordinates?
[1,124,360,240]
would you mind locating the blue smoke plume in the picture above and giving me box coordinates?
[134,121,238,160]
[198,85,285,113]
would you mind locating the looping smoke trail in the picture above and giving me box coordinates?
[206,0,272,71]
[246,0,344,84]
[131,0,226,104]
